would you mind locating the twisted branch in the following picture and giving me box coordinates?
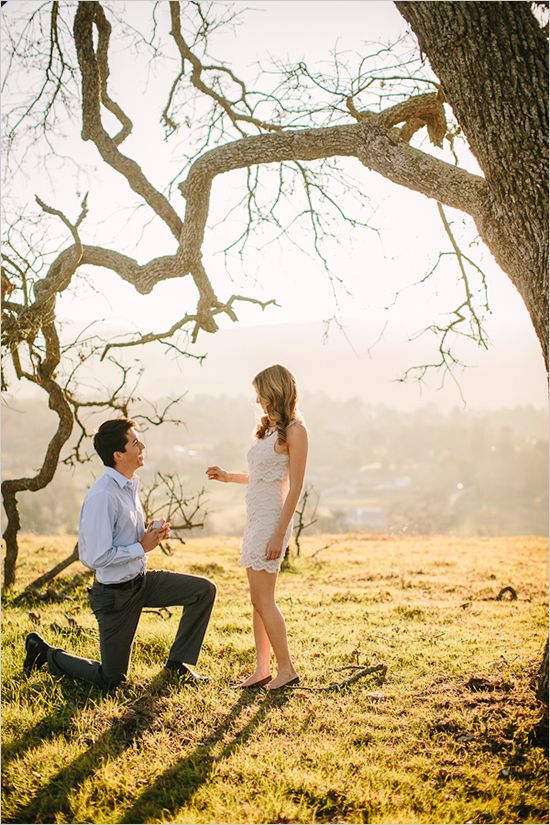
[73,2,183,239]
[1,199,84,588]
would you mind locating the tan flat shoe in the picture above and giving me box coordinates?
[231,675,272,689]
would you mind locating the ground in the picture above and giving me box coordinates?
[2,534,548,824]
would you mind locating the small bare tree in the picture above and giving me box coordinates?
[293,485,319,558]
[140,473,207,555]
[281,484,319,570]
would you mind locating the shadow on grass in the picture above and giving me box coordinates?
[4,675,291,824]
[4,671,178,824]
[2,677,100,769]
[119,689,295,824]
[5,571,93,607]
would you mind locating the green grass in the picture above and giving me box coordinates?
[2,534,548,824]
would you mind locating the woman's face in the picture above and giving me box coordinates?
[254,386,268,413]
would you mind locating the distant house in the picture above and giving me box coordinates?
[343,506,387,528]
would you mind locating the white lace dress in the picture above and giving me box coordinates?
[240,430,292,573]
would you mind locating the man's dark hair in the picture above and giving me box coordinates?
[93,418,137,467]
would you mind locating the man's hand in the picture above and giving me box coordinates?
[140,520,170,553]
[157,520,170,541]
[265,534,284,561]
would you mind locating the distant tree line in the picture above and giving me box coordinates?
[3,396,546,538]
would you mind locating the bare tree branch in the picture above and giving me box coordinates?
[293,485,319,557]
[73,2,183,239]
[140,473,208,554]
[168,1,283,136]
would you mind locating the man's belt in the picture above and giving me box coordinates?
[96,572,144,590]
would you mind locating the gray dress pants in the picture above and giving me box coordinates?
[46,569,216,689]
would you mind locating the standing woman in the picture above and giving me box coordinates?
[206,364,308,691]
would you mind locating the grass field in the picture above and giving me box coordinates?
[2,534,548,824]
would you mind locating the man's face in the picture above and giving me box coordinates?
[114,427,145,475]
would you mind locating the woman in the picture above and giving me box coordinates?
[206,364,308,691]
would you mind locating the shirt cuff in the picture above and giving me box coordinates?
[123,541,146,560]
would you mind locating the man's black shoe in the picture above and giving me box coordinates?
[23,632,50,674]
[164,660,209,683]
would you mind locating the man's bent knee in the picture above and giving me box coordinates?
[200,577,217,602]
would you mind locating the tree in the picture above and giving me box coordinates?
[1,1,547,603]
[397,2,548,369]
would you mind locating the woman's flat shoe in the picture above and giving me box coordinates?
[267,676,300,692]
[231,675,272,689]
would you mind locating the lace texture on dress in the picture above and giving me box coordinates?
[240,431,292,573]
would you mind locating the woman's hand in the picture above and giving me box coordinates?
[206,465,229,482]
[265,534,284,560]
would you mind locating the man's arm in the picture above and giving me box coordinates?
[79,491,145,571]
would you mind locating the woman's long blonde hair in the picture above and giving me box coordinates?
[253,364,299,444]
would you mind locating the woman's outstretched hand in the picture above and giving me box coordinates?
[206,465,229,482]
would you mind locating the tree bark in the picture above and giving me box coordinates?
[2,325,74,590]
[396,1,549,370]
[537,639,549,703]
[397,1,549,705]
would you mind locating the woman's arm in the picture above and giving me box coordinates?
[265,423,309,559]
[206,465,249,484]
[228,472,249,484]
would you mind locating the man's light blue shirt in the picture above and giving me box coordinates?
[79,466,146,584]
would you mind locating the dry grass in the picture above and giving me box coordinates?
[2,534,548,824]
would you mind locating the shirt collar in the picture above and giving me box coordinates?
[104,466,138,489]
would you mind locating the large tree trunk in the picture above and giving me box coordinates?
[397,1,549,708]
[537,639,549,704]
[397,1,549,371]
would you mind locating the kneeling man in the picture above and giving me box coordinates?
[24,418,216,689]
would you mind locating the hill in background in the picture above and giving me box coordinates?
[3,394,547,538]
[10,318,548,410]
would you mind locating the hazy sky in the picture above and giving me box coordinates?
[2,1,547,407]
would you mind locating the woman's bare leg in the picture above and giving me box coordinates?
[247,568,298,689]
[238,607,272,686]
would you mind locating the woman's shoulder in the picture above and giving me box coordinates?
[286,417,308,438]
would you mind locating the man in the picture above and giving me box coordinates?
[23,418,216,689]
